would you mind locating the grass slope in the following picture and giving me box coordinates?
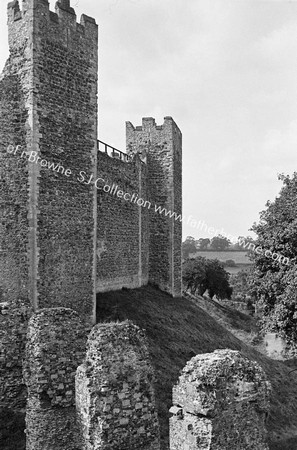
[97,285,297,450]
[189,293,259,343]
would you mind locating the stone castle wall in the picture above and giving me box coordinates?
[32,0,98,325]
[96,116,183,297]
[0,4,273,450]
[0,2,31,305]
[96,152,149,293]
[126,117,182,297]
[0,1,182,319]
[0,0,182,420]
[0,0,98,326]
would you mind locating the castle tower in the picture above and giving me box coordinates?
[126,117,182,297]
[0,0,98,325]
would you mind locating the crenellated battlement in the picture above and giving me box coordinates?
[126,116,182,297]
[7,0,97,50]
[0,0,183,427]
[8,0,51,24]
[56,0,75,16]
[7,0,21,21]
[127,116,182,136]
[2,0,99,324]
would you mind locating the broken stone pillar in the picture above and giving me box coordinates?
[76,320,160,450]
[23,308,87,450]
[170,349,271,450]
[0,299,32,410]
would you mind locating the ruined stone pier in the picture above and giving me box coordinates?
[76,321,160,450]
[170,349,271,450]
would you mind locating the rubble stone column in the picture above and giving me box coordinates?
[76,320,160,450]
[0,300,32,410]
[23,308,87,450]
[170,349,271,450]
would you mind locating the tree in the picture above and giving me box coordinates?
[230,269,254,302]
[197,238,210,250]
[249,173,297,345]
[182,236,197,259]
[182,257,207,295]
[234,236,255,250]
[183,257,232,300]
[210,235,231,251]
[205,259,233,300]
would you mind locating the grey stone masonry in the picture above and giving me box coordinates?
[126,117,182,298]
[0,0,184,417]
[76,320,161,450]
[0,300,32,409]
[170,349,271,450]
[2,0,98,326]
[23,308,87,450]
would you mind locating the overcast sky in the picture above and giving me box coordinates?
[1,0,297,240]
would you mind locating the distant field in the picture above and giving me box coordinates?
[189,251,253,265]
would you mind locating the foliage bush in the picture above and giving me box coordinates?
[249,173,297,345]
[229,270,254,303]
[182,236,197,259]
[225,259,236,267]
[183,257,232,300]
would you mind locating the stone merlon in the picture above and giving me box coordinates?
[7,0,97,29]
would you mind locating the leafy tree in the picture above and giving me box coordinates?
[182,257,207,295]
[210,235,231,251]
[234,235,255,250]
[182,236,197,259]
[249,173,297,344]
[229,269,254,302]
[183,257,232,300]
[197,238,210,250]
[205,259,233,300]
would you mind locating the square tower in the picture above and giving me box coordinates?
[126,117,182,297]
[0,0,98,325]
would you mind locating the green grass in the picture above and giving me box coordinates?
[189,293,257,333]
[97,285,297,450]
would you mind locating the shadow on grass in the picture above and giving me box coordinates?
[97,284,297,450]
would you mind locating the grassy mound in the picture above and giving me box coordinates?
[1,284,296,449]
[97,284,297,450]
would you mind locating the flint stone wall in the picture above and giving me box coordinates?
[23,308,87,450]
[3,0,98,326]
[96,152,149,293]
[126,117,182,297]
[76,320,160,450]
[170,349,271,450]
[0,300,32,410]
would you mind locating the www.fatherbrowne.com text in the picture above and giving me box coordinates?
[6,145,290,266]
